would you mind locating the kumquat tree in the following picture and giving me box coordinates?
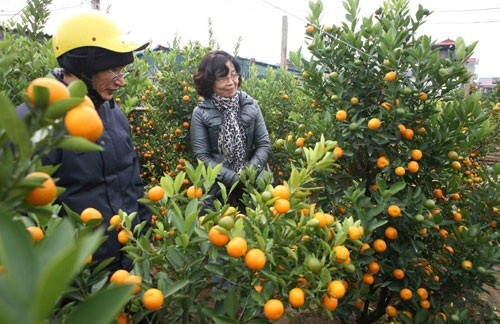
[0,0,499,323]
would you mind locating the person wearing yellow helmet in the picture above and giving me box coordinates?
[52,11,149,106]
[17,11,151,274]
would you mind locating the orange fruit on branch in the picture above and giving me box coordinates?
[376,156,390,169]
[80,207,103,225]
[27,226,44,243]
[123,274,142,295]
[327,280,346,299]
[117,229,132,245]
[395,166,406,176]
[226,236,248,258]
[367,118,382,131]
[407,161,419,173]
[208,225,229,247]
[387,205,401,217]
[386,305,398,317]
[26,77,70,107]
[64,104,104,142]
[368,261,380,274]
[322,294,338,311]
[142,288,164,310]
[272,185,290,200]
[385,226,398,240]
[362,273,375,285]
[336,109,347,121]
[399,288,413,301]
[411,149,423,161]
[109,269,130,284]
[333,245,350,263]
[384,71,397,82]
[186,185,203,198]
[148,185,165,202]
[392,268,405,280]
[373,239,387,253]
[264,299,284,321]
[288,287,305,308]
[24,172,57,206]
[416,287,429,300]
[245,248,266,270]
[273,198,291,214]
[296,137,305,148]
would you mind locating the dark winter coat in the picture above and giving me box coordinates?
[190,91,271,208]
[17,73,150,272]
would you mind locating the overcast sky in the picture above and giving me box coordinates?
[1,0,499,79]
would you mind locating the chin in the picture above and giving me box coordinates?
[98,92,113,101]
[225,89,238,97]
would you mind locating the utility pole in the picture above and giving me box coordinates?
[280,15,288,70]
[91,0,100,10]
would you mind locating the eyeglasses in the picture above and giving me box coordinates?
[108,68,130,81]
[216,73,240,84]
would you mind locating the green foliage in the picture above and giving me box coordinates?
[128,42,211,184]
[0,215,132,324]
[282,0,499,322]
[0,47,132,322]
[0,0,499,322]
[119,137,342,323]
[0,36,55,105]
[1,0,52,41]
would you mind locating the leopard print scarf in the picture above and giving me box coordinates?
[212,92,247,172]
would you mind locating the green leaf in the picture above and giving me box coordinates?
[32,85,50,108]
[56,136,103,152]
[0,211,35,299]
[63,285,133,324]
[388,181,406,195]
[454,37,465,61]
[165,245,184,269]
[33,243,80,321]
[0,93,31,159]
[282,246,298,262]
[164,279,190,298]
[161,175,175,197]
[43,98,83,120]
[32,220,104,321]
[174,171,186,193]
[224,288,238,318]
[366,205,384,218]
[184,199,200,235]
[0,215,34,323]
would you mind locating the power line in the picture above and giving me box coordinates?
[431,20,500,24]
[258,0,370,56]
[434,7,500,13]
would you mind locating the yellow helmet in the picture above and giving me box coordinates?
[52,11,149,58]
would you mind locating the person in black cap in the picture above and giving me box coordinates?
[17,11,151,273]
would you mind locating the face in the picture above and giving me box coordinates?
[212,61,239,98]
[91,67,127,101]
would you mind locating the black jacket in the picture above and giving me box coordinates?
[17,72,150,271]
[190,91,271,188]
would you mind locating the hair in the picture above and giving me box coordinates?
[193,50,242,98]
